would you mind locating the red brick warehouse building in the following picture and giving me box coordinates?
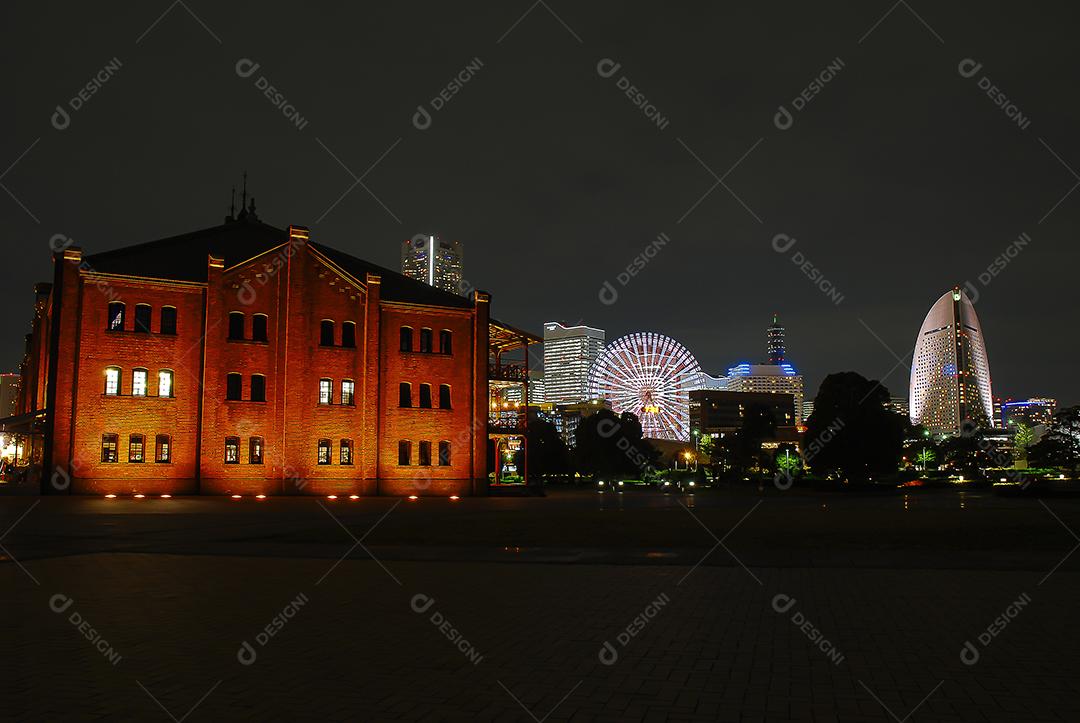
[17,205,538,496]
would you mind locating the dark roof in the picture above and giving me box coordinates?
[82,218,474,310]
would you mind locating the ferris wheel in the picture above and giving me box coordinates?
[586,332,703,441]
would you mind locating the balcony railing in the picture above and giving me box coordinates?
[488,363,527,382]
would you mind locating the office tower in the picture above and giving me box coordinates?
[543,322,605,404]
[767,313,786,364]
[401,234,464,295]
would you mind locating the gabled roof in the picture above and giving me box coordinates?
[82,218,474,310]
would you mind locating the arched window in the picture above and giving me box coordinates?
[134,304,152,333]
[438,441,451,466]
[249,437,264,465]
[399,382,412,408]
[320,320,335,346]
[158,370,174,398]
[419,328,433,353]
[317,439,332,465]
[341,380,355,406]
[419,383,432,409]
[104,366,121,396]
[226,373,242,401]
[132,368,148,397]
[129,434,145,463]
[225,436,240,464]
[418,440,432,466]
[252,314,268,342]
[397,440,411,465]
[101,434,119,463]
[399,326,413,352]
[250,375,266,402]
[155,435,171,463]
[439,330,452,355]
[340,439,353,465]
[228,311,245,340]
[107,302,125,331]
[160,306,177,335]
[342,321,356,348]
[319,378,333,405]
[439,384,451,409]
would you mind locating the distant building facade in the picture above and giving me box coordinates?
[690,390,797,434]
[720,314,805,420]
[1001,398,1057,431]
[538,399,610,448]
[401,235,464,295]
[909,287,994,434]
[0,373,20,419]
[542,321,604,405]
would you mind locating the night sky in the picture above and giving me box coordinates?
[4,2,1077,405]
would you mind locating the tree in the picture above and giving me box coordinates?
[526,418,570,477]
[1011,422,1035,468]
[804,372,906,481]
[1030,406,1080,471]
[774,444,801,477]
[914,447,936,472]
[573,409,659,478]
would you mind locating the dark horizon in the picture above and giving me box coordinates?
[4,2,1078,406]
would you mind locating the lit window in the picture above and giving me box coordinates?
[129,434,145,463]
[225,437,240,464]
[341,380,355,406]
[418,440,432,466]
[438,441,451,466]
[158,370,174,398]
[319,379,333,405]
[318,439,332,465]
[340,439,353,465]
[397,440,411,465]
[132,369,148,397]
[249,437,263,465]
[101,434,118,463]
[419,384,432,409]
[107,302,125,331]
[105,367,120,396]
[155,435,171,463]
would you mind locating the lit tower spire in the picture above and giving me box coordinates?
[767,313,785,364]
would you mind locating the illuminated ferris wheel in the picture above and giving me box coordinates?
[586,332,702,441]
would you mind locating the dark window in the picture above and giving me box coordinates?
[419,384,432,409]
[104,366,121,395]
[134,304,152,333]
[418,440,432,466]
[340,439,353,465]
[342,321,356,348]
[341,380,354,406]
[399,383,412,408]
[160,307,177,335]
[251,375,266,402]
[252,314,268,342]
[129,434,145,463]
[101,434,118,463]
[438,441,451,466]
[228,312,245,340]
[250,437,263,465]
[155,435,171,463]
[107,302,125,331]
[439,329,452,354]
[318,439,332,465]
[420,328,433,353]
[439,384,451,409]
[225,437,240,464]
[319,379,333,405]
[399,326,413,352]
[397,440,411,465]
[226,373,242,401]
[320,320,335,346]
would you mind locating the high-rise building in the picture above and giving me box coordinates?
[401,235,463,295]
[889,397,909,419]
[1001,398,1057,431]
[0,373,20,419]
[909,286,994,435]
[543,322,604,405]
[721,315,804,420]
[767,313,786,364]
[801,399,814,422]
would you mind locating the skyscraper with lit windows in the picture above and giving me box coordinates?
[543,322,605,405]
[401,235,464,295]
[909,287,994,435]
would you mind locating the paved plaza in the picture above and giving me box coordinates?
[3,488,1080,721]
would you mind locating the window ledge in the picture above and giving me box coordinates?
[102,394,176,400]
[227,338,269,345]
[225,399,267,404]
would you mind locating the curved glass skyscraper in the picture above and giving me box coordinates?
[909,287,994,434]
